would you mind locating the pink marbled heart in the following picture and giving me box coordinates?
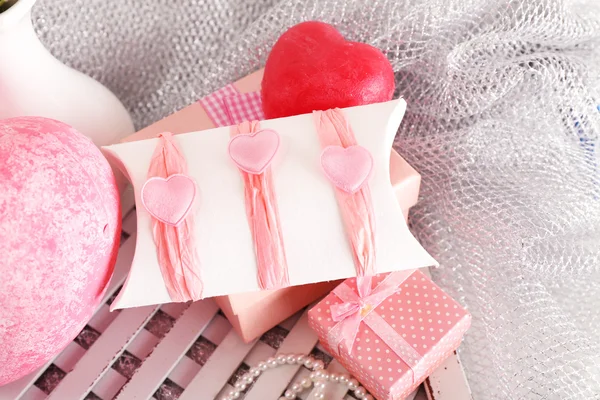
[321,145,374,194]
[228,129,280,174]
[141,174,196,226]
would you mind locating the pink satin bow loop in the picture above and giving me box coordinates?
[328,270,428,384]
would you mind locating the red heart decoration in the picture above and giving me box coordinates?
[262,21,395,119]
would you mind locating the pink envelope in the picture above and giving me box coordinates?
[121,69,422,342]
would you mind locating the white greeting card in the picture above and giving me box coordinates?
[102,99,437,309]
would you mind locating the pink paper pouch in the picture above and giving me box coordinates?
[308,270,471,400]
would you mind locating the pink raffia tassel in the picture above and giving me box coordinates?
[314,109,377,297]
[231,121,290,290]
[147,132,203,302]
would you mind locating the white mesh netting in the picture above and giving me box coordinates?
[32,0,600,398]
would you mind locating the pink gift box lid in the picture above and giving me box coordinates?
[308,271,471,400]
[119,69,422,315]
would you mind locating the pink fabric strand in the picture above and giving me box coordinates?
[313,109,377,295]
[147,132,203,302]
[231,121,290,290]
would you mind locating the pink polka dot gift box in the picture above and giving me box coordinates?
[308,269,471,400]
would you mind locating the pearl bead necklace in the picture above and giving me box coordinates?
[223,353,374,400]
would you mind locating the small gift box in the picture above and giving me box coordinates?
[114,69,431,342]
[308,270,471,400]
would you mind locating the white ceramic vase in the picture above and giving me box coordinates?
[0,0,135,146]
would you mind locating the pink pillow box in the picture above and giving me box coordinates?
[121,69,422,343]
[308,271,471,400]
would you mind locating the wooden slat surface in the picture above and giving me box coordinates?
[244,312,319,400]
[115,300,219,400]
[424,352,473,400]
[47,305,160,400]
[0,199,472,400]
[180,330,255,400]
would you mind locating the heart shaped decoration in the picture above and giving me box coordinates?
[228,129,280,174]
[262,21,395,119]
[141,174,197,226]
[321,145,374,194]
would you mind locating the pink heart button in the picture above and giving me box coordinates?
[321,145,374,194]
[228,129,280,174]
[141,174,197,226]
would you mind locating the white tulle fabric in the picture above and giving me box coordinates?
[32,0,600,398]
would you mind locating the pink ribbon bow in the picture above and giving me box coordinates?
[328,270,428,384]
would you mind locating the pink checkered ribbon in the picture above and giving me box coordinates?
[198,84,239,127]
[223,92,265,124]
[199,85,265,127]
